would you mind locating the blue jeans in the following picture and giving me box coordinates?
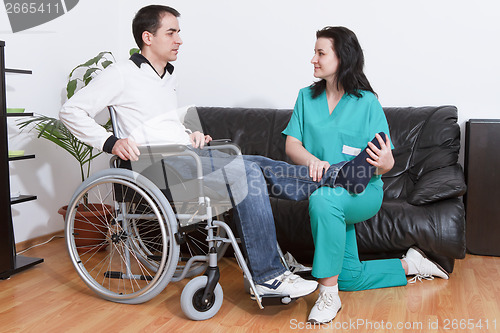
[145,149,344,284]
[243,155,345,201]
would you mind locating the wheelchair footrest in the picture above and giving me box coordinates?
[251,293,297,306]
[104,271,153,281]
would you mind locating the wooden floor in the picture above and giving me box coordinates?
[1,237,500,333]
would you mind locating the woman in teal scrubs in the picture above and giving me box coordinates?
[282,26,449,324]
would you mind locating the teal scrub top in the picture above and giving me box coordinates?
[282,87,393,188]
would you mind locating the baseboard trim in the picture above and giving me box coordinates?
[15,230,65,252]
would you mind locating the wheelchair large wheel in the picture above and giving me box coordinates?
[65,169,180,304]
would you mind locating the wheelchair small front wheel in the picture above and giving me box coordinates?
[180,276,223,321]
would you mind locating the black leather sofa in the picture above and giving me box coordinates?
[195,105,467,274]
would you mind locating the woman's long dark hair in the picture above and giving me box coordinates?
[310,26,376,99]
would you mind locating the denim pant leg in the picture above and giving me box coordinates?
[165,149,286,284]
[243,155,346,201]
[229,158,287,283]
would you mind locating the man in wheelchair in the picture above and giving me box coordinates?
[59,4,319,303]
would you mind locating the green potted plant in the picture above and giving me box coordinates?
[18,51,127,251]
[18,51,116,182]
[19,48,140,182]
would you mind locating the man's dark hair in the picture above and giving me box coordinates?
[310,26,376,99]
[132,5,181,49]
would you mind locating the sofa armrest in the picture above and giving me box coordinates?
[407,164,467,205]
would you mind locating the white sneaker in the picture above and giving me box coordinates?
[284,252,312,273]
[403,247,449,283]
[308,286,342,324]
[255,271,318,298]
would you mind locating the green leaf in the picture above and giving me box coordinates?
[16,114,103,182]
[102,118,113,131]
[82,57,97,67]
[66,79,78,98]
[102,60,113,69]
[129,48,140,56]
[83,68,99,82]
[18,51,119,182]
[68,64,84,78]
[94,51,114,66]
[95,51,111,60]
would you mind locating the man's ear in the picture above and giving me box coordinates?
[142,31,152,46]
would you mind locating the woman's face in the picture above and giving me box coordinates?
[311,37,339,81]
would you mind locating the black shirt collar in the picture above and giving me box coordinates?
[130,53,174,78]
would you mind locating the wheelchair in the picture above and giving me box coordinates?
[63,107,293,320]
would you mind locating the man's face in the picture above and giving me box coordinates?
[147,13,183,63]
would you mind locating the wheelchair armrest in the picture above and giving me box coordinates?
[208,139,232,145]
[138,144,187,155]
[109,155,120,168]
[135,145,202,175]
[206,140,242,156]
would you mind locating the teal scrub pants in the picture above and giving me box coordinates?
[309,184,407,291]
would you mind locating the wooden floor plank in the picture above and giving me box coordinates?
[1,237,499,332]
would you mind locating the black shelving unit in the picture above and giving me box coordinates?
[0,40,43,280]
[9,154,36,162]
[7,112,34,117]
[5,68,32,75]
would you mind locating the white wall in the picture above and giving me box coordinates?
[1,0,499,242]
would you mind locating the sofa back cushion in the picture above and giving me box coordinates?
[196,107,293,161]
[196,105,461,200]
[382,106,461,199]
